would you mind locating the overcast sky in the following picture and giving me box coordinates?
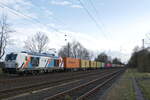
[0,0,150,62]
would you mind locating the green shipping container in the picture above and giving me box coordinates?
[96,62,102,68]
[102,62,105,67]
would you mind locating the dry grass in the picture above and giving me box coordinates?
[131,69,150,100]
[131,69,150,78]
[104,69,136,100]
[139,80,150,100]
[125,69,150,100]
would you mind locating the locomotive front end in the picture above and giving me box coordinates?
[3,53,18,74]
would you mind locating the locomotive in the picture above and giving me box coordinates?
[3,51,63,74]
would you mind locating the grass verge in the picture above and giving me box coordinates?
[104,69,136,100]
[104,68,150,100]
[131,69,150,100]
[138,80,150,100]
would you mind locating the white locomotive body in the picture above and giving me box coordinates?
[3,52,64,74]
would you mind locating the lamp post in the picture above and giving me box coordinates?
[65,34,70,57]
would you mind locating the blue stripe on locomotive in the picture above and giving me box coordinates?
[47,59,55,67]
[47,56,59,67]
[28,62,32,68]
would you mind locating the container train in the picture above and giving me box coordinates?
[2,52,123,74]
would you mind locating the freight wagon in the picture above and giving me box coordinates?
[90,61,97,69]
[96,62,102,68]
[106,63,112,68]
[101,62,105,68]
[63,57,80,71]
[80,60,90,69]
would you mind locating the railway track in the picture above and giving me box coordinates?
[0,68,120,83]
[0,68,120,99]
[0,70,101,83]
[44,69,124,100]
[0,68,125,100]
[77,71,123,100]
[0,69,112,90]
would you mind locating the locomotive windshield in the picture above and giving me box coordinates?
[5,53,17,61]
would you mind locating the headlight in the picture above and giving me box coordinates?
[15,63,18,67]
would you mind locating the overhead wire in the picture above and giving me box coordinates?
[77,0,108,39]
[76,0,131,60]
[87,0,113,37]
[0,2,76,49]
[0,2,64,35]
[87,0,105,27]
[86,0,122,52]
[77,0,126,55]
[28,1,72,42]
[29,0,67,28]
[29,0,74,44]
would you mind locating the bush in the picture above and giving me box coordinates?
[128,49,150,72]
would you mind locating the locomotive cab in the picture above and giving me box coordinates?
[4,52,27,74]
[4,53,18,73]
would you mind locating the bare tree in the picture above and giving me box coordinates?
[72,41,82,58]
[24,32,49,53]
[0,14,13,59]
[112,57,122,64]
[95,52,108,62]
[58,45,70,57]
[133,46,140,53]
[58,41,92,60]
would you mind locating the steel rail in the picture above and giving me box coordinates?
[77,70,124,100]
[0,69,116,99]
[44,69,124,100]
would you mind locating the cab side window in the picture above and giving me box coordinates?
[31,57,40,67]
[54,59,59,67]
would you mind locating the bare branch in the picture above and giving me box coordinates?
[0,14,13,59]
[24,32,49,53]
[58,41,92,60]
